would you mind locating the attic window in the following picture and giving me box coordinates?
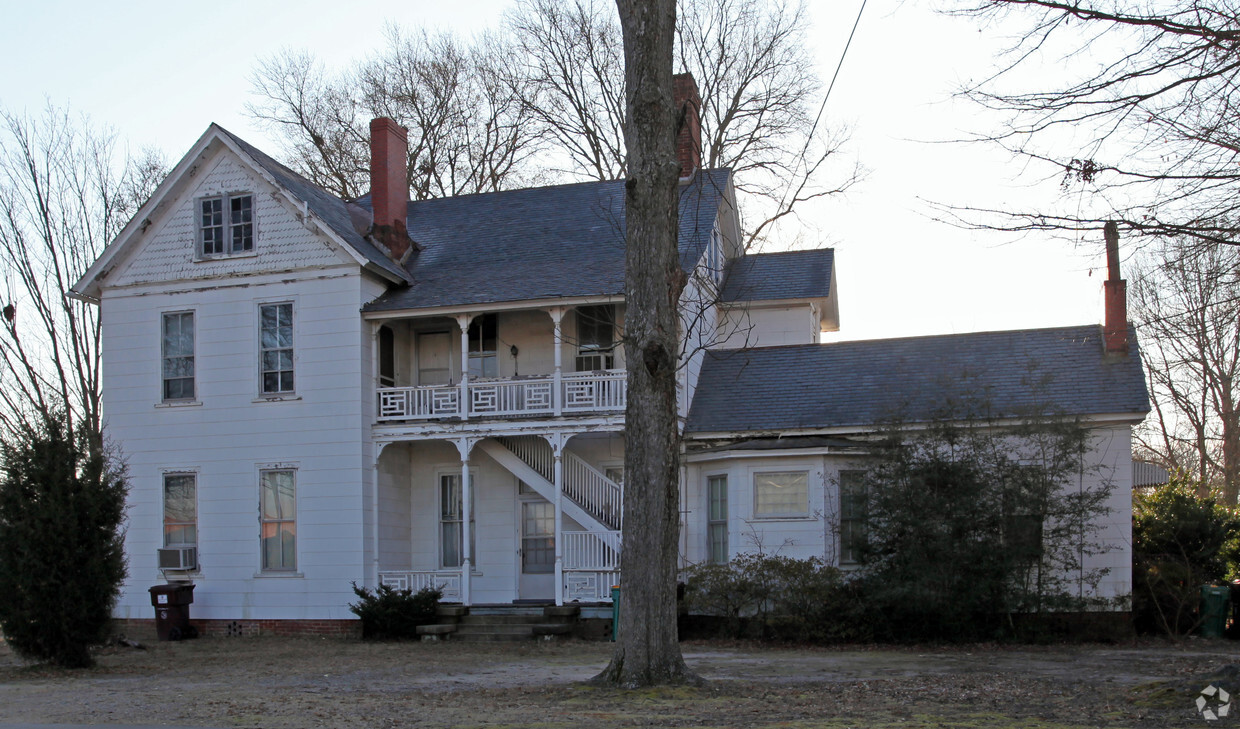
[200,194,253,256]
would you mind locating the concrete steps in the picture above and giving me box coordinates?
[417,604,580,642]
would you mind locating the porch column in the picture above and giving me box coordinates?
[550,307,564,416]
[551,435,565,607]
[457,437,474,606]
[456,314,471,420]
[370,452,382,588]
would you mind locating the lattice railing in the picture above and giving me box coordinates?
[562,370,626,412]
[376,370,625,422]
[469,378,554,416]
[378,570,462,602]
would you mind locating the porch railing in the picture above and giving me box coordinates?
[563,530,620,603]
[376,370,626,422]
[378,570,462,602]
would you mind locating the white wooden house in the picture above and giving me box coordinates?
[73,77,1147,633]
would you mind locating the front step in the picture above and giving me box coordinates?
[418,605,580,642]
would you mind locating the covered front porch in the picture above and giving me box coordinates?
[372,432,623,605]
[371,303,627,423]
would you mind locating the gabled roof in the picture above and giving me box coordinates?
[363,169,733,312]
[73,125,409,299]
[216,129,411,284]
[720,248,833,302]
[686,324,1150,434]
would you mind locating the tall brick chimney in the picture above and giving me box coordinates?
[1102,221,1128,354]
[369,117,413,262]
[673,73,702,179]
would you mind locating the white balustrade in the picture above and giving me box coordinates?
[378,570,462,602]
[377,370,625,422]
[562,530,621,570]
[563,452,623,529]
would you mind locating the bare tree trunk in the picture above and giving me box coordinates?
[592,0,698,688]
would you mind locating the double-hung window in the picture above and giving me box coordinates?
[838,470,867,564]
[753,471,809,518]
[707,475,728,564]
[575,305,615,371]
[161,312,195,401]
[260,469,296,571]
[467,315,497,378]
[163,473,197,547]
[260,303,294,394]
[200,194,253,256]
[439,473,475,569]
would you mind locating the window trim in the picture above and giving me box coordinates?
[438,470,475,569]
[574,305,616,372]
[751,469,811,519]
[706,473,729,565]
[837,470,866,565]
[258,301,296,397]
[197,192,256,259]
[160,310,196,403]
[258,467,298,573]
[162,470,198,551]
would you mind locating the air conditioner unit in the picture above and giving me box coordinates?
[158,546,198,571]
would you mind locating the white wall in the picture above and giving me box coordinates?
[716,303,820,350]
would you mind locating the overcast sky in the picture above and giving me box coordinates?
[0,0,1109,342]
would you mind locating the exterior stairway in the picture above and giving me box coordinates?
[417,604,580,642]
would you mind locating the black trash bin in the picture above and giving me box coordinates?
[149,583,197,641]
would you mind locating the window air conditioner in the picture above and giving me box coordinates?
[158,545,198,571]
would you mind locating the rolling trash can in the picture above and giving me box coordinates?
[149,583,198,641]
[611,585,621,641]
[1200,584,1230,639]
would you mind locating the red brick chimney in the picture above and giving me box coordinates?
[1102,221,1128,354]
[673,73,702,179]
[369,117,413,262]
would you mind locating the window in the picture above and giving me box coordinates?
[1003,466,1045,565]
[838,471,866,564]
[260,469,296,571]
[163,473,197,547]
[575,305,615,371]
[260,303,294,394]
[200,194,253,256]
[467,315,497,379]
[753,471,809,517]
[161,312,195,401]
[378,325,395,387]
[439,474,476,568]
[707,475,728,564]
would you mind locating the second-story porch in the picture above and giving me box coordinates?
[369,301,628,424]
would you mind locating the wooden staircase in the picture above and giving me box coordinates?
[417,604,580,642]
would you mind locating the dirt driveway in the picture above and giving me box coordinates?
[1,633,1237,728]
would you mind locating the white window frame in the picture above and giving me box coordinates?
[258,301,295,396]
[438,471,475,569]
[574,305,616,372]
[160,310,195,402]
[706,473,728,564]
[198,192,255,258]
[838,470,866,565]
[162,471,198,549]
[752,470,810,519]
[259,467,297,573]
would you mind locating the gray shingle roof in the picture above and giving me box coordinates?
[363,169,732,312]
[218,128,411,283]
[686,325,1150,434]
[720,248,833,302]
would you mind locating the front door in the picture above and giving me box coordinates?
[417,331,451,385]
[518,484,555,600]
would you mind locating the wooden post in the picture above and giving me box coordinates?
[457,314,471,419]
[551,307,564,416]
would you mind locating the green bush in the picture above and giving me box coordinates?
[683,554,871,642]
[1132,479,1240,635]
[349,582,442,640]
[0,417,128,668]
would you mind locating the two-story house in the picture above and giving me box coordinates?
[73,76,1147,634]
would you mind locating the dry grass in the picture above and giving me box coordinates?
[1,631,1236,727]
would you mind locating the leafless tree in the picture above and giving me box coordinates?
[0,105,164,445]
[1132,240,1240,503]
[507,0,857,248]
[941,0,1240,251]
[592,0,699,688]
[248,27,545,201]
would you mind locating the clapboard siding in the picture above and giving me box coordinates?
[104,264,378,621]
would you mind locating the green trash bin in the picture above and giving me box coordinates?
[611,585,621,641]
[1200,584,1230,638]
